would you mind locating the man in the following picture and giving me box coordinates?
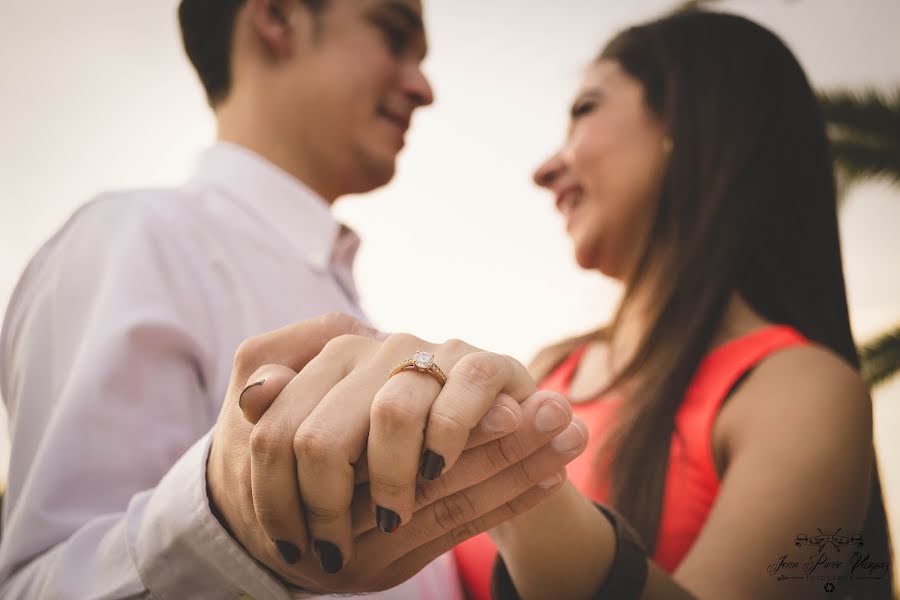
[0,1,581,598]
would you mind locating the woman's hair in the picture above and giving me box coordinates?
[531,9,893,597]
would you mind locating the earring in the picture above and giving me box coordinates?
[662,137,674,154]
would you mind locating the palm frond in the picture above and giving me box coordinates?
[859,325,900,388]
[819,89,900,187]
[830,138,900,186]
[673,0,719,12]
[818,88,900,140]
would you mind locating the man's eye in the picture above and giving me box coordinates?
[377,22,411,55]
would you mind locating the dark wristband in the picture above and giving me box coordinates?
[490,502,648,600]
[592,502,648,599]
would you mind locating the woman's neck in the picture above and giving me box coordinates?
[608,291,770,373]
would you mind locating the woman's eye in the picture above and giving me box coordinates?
[570,101,596,119]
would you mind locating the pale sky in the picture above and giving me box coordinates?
[1,0,899,556]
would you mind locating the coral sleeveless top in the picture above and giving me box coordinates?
[452,325,809,600]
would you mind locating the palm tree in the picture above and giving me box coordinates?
[818,88,900,387]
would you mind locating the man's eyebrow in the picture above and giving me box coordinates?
[378,1,424,32]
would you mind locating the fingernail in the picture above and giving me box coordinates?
[420,449,445,480]
[314,539,343,573]
[538,472,564,489]
[238,379,266,410]
[481,405,519,434]
[376,506,401,533]
[535,400,569,433]
[551,422,586,453]
[274,539,301,565]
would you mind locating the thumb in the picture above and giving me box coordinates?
[238,364,298,424]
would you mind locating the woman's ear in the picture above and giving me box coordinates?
[662,137,673,154]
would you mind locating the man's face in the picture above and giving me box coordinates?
[270,0,433,198]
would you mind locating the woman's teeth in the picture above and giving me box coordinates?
[564,190,582,212]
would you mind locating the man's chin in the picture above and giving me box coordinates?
[351,155,397,194]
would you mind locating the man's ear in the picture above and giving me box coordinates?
[245,0,313,59]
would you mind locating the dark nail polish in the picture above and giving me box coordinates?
[420,449,445,480]
[376,506,401,533]
[314,539,343,573]
[274,539,301,564]
[238,379,266,410]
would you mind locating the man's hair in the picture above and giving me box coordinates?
[178,0,329,107]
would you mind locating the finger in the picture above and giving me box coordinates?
[421,353,536,479]
[366,366,442,532]
[239,364,298,424]
[249,334,375,572]
[351,391,576,536]
[462,393,522,450]
[378,477,567,592]
[233,312,379,382]
[380,424,580,559]
[353,408,582,569]
[293,344,397,573]
[351,394,522,492]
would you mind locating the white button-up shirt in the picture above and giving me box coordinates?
[0,143,463,599]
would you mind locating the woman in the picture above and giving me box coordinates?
[244,8,894,599]
[450,9,894,599]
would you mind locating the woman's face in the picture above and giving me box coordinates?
[533,59,670,280]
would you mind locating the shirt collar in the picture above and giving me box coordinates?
[187,141,360,273]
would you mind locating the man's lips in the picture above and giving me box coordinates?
[377,107,410,132]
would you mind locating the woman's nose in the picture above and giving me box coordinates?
[532,152,565,188]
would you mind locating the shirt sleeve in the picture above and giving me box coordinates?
[0,195,307,599]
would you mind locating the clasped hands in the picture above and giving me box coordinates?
[207,313,588,594]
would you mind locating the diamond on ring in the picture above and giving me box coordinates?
[412,351,434,370]
[389,351,447,386]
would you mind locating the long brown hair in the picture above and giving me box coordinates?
[531,10,893,598]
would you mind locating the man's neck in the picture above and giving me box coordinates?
[214,106,339,205]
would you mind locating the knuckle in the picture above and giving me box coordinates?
[322,332,364,355]
[432,491,477,533]
[428,409,471,442]
[369,473,409,499]
[304,502,344,526]
[503,491,539,517]
[253,503,282,532]
[249,422,289,462]
[319,311,356,331]
[293,426,343,466]
[453,354,501,389]
[480,436,520,473]
[448,520,481,546]
[234,336,264,372]
[441,338,470,354]
[512,460,538,488]
[496,432,528,465]
[383,332,420,351]
[371,391,423,431]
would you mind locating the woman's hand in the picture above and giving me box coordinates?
[243,332,544,565]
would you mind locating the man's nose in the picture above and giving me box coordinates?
[405,66,434,108]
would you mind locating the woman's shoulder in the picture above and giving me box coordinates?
[748,340,867,401]
[722,339,871,456]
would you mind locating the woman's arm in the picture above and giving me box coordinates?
[491,344,875,600]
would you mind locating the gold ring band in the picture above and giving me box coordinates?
[389,351,447,386]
